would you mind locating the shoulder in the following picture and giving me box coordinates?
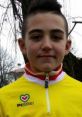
[0,75,26,94]
[64,73,82,87]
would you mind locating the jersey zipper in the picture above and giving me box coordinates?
[45,73,49,88]
[45,73,51,113]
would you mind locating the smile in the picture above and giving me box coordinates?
[38,55,56,58]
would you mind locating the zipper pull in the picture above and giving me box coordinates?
[45,73,49,88]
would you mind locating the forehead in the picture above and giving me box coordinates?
[26,12,65,33]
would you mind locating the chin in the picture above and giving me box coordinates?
[40,65,54,73]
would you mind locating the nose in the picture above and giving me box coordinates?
[41,36,52,51]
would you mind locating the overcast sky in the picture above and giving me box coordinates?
[0,0,82,66]
[58,0,82,57]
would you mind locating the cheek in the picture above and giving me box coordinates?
[55,46,65,63]
[26,43,38,58]
[55,45,66,56]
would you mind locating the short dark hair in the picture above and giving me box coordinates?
[22,0,68,38]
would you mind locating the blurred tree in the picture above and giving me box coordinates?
[0,47,15,87]
[63,52,82,81]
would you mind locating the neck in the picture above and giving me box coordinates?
[24,63,63,80]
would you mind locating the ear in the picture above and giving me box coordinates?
[65,39,71,55]
[18,38,26,55]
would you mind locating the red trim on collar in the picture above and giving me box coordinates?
[24,64,62,81]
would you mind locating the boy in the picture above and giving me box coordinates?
[0,0,82,116]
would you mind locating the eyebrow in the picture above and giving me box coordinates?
[28,29,64,35]
[50,29,64,34]
[28,29,43,35]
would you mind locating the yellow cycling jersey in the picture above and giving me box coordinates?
[0,71,82,117]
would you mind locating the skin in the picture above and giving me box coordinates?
[18,12,71,73]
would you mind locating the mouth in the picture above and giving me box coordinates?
[38,55,56,58]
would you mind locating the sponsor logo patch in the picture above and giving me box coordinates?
[17,94,34,107]
[20,94,30,102]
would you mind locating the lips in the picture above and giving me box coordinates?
[38,55,56,58]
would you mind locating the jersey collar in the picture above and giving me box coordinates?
[24,63,63,81]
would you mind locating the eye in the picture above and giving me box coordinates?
[29,33,43,42]
[51,33,63,42]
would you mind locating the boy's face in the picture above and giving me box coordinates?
[19,12,71,73]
